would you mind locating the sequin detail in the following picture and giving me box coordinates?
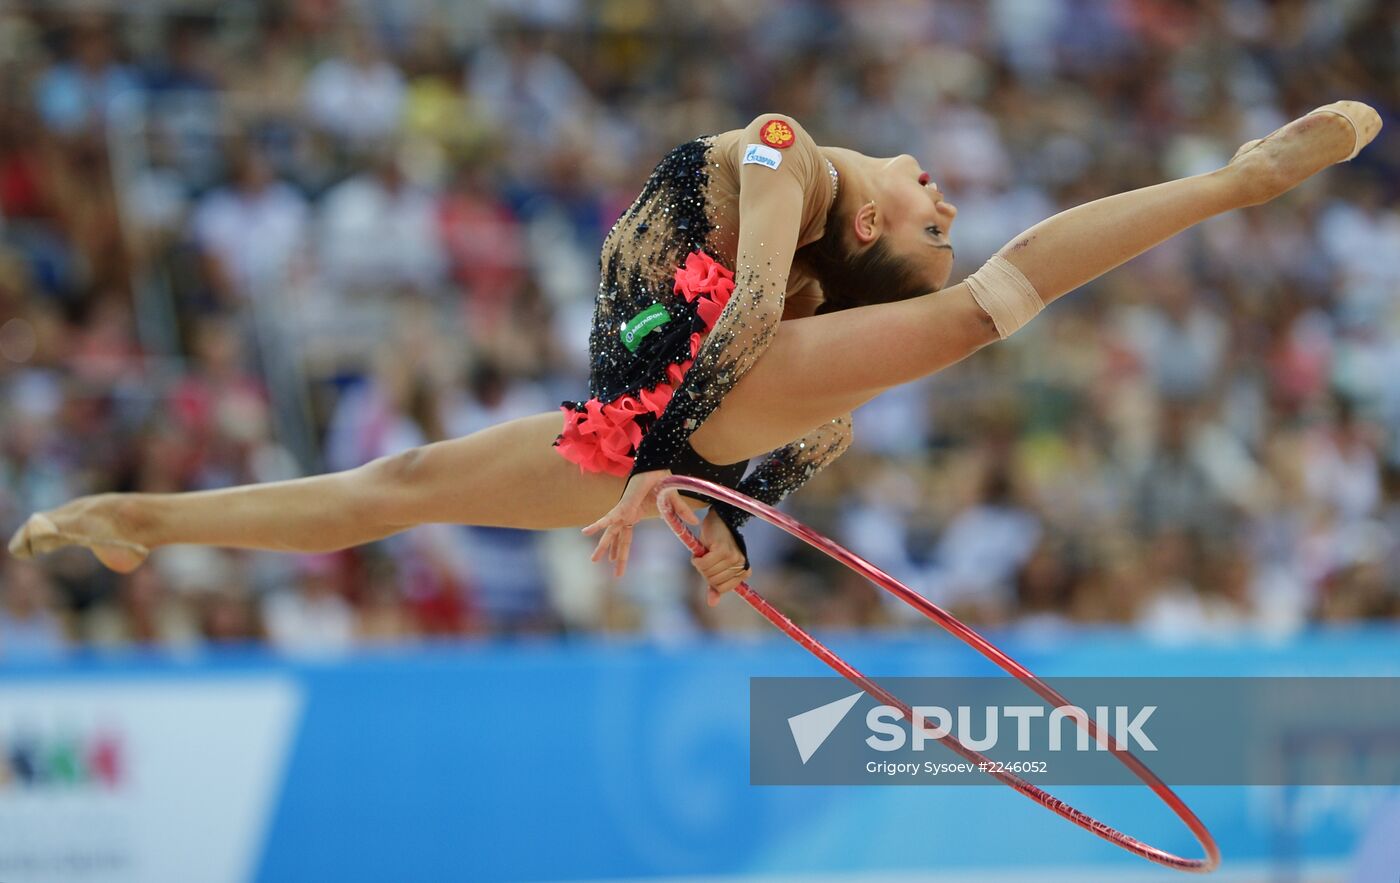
[559,123,849,551]
[587,139,714,402]
[628,131,808,475]
[713,414,853,535]
[555,251,734,476]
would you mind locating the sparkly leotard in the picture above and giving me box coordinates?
[555,115,853,551]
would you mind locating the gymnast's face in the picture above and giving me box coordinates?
[856,153,958,291]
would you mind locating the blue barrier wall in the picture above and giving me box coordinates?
[2,627,1397,882]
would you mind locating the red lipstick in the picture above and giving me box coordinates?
[918,172,931,186]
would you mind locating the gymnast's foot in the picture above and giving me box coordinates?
[1228,100,1381,205]
[7,495,150,573]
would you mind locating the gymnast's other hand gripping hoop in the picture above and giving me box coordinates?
[657,475,1220,874]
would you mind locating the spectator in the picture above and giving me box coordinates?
[466,24,592,170]
[1118,265,1228,401]
[191,144,308,301]
[315,146,445,296]
[262,554,356,654]
[1133,404,1227,537]
[83,566,198,649]
[0,558,68,658]
[303,27,406,148]
[918,463,1041,617]
[438,161,528,323]
[1302,395,1382,524]
[197,585,261,644]
[34,18,141,138]
[355,558,418,643]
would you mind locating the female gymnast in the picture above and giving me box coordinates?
[8,102,1381,606]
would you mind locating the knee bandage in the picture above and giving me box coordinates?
[964,254,1044,339]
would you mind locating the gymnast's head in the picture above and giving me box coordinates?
[801,152,958,315]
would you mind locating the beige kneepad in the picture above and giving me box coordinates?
[964,254,1044,339]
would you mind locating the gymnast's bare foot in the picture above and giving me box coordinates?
[7,494,150,573]
[1228,100,1381,206]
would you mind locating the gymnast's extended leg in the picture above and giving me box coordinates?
[690,101,1380,462]
[6,413,644,570]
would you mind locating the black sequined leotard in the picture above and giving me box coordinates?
[556,114,853,551]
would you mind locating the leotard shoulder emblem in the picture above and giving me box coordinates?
[759,118,795,149]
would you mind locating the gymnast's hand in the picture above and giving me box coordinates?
[694,511,751,606]
[583,469,697,577]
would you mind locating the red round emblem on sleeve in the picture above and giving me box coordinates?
[759,119,796,149]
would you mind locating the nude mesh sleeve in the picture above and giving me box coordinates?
[711,415,854,560]
[630,119,817,475]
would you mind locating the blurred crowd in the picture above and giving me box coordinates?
[0,0,1398,657]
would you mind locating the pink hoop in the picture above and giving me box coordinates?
[659,475,1220,874]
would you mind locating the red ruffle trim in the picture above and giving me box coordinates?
[555,251,735,476]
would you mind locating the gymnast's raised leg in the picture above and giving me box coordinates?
[696,102,1380,459]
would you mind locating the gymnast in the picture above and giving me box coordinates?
[8,102,1381,606]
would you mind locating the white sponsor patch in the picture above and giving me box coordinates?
[742,143,783,170]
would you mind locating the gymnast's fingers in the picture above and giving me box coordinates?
[705,568,748,606]
[608,524,624,564]
[716,566,750,595]
[691,547,724,573]
[581,515,607,537]
[702,565,749,603]
[613,525,633,577]
[589,527,613,563]
[697,554,741,583]
[661,488,699,526]
[592,521,623,564]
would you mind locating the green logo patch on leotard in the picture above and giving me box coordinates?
[621,303,672,353]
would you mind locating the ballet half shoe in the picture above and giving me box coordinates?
[7,514,150,573]
[1306,100,1382,162]
[1233,100,1382,165]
